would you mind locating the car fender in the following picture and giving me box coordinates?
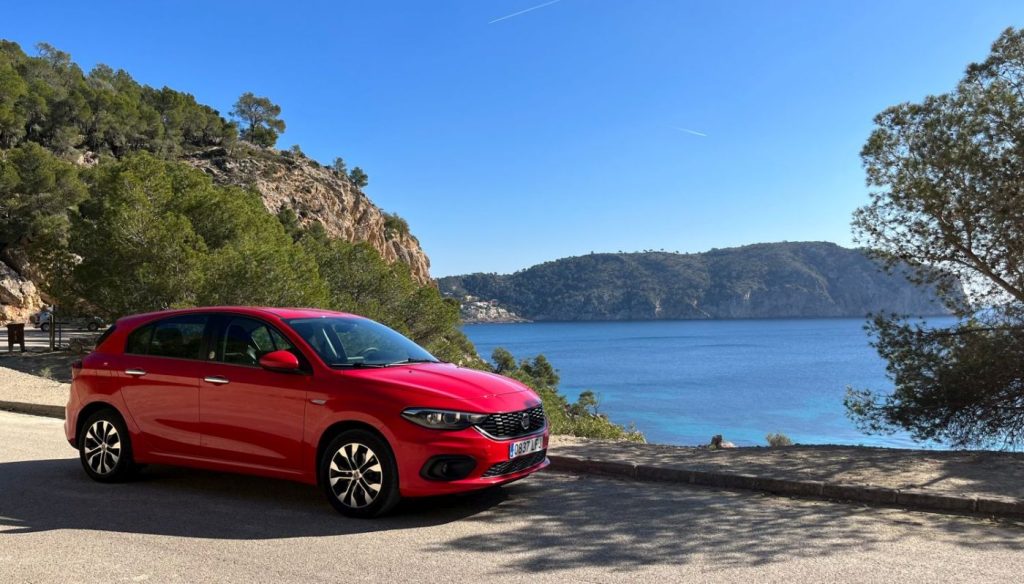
[302,404,400,483]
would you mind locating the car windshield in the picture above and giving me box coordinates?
[284,316,438,367]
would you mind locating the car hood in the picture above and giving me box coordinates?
[358,363,531,402]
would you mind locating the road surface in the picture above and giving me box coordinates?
[1,411,1022,583]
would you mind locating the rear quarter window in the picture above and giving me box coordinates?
[125,324,153,354]
[94,325,117,350]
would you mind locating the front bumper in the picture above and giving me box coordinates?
[396,424,551,497]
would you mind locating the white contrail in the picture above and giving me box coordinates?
[489,0,562,24]
[676,127,708,137]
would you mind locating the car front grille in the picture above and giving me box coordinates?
[481,450,547,478]
[476,406,546,439]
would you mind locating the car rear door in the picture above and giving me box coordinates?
[198,314,310,471]
[115,314,211,458]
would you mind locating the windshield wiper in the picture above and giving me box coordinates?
[330,362,389,369]
[385,358,441,366]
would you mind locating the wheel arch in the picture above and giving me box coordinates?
[75,401,127,446]
[314,420,395,487]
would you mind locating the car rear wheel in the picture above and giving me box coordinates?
[87,322,99,331]
[40,322,49,332]
[320,430,400,518]
[79,410,138,483]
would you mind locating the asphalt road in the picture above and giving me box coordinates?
[2,411,1023,583]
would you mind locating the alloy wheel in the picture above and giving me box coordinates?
[83,419,122,475]
[328,442,383,509]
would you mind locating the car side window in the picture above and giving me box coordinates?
[125,315,208,360]
[219,316,296,367]
[125,325,153,355]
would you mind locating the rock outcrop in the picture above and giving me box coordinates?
[0,259,43,324]
[186,147,432,285]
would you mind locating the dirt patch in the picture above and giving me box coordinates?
[0,352,79,384]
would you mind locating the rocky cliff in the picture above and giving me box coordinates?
[439,242,960,321]
[187,146,431,285]
[0,255,43,324]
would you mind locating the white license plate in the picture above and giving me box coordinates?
[508,435,544,459]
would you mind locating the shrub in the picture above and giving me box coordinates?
[766,432,793,447]
[491,348,645,442]
[382,212,410,237]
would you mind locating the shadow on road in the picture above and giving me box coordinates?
[0,458,507,538]
[2,458,1022,572]
[428,472,1024,572]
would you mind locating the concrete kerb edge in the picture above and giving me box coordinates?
[0,401,65,420]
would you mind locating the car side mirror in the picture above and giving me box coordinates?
[259,350,301,372]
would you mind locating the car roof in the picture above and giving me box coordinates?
[115,306,359,328]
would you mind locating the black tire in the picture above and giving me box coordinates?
[40,322,49,332]
[79,409,139,483]
[319,429,400,518]
[87,322,99,331]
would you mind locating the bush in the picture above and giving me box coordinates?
[765,432,793,447]
[491,348,645,442]
[382,212,410,237]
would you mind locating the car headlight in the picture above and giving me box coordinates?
[401,408,488,430]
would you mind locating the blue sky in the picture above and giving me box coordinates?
[4,1,1024,276]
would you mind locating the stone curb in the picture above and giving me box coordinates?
[0,400,65,420]
[548,454,1024,519]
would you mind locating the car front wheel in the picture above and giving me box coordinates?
[79,410,138,482]
[320,430,400,518]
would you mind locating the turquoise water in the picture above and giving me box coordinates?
[463,318,956,448]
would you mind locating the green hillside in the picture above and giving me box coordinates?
[439,242,957,321]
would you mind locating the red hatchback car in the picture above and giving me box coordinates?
[65,307,549,517]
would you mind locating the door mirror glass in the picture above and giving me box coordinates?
[259,349,301,372]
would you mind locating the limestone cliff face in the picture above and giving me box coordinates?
[186,147,432,285]
[0,257,43,324]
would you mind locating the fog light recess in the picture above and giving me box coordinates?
[421,455,477,481]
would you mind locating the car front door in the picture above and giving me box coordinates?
[198,314,310,471]
[115,314,210,458]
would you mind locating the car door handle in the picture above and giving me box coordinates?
[203,376,230,385]
[125,368,147,377]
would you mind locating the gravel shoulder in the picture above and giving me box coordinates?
[0,362,69,408]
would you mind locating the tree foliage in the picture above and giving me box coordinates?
[295,225,478,364]
[348,166,368,188]
[0,142,86,261]
[0,41,235,157]
[231,92,285,147]
[848,27,1024,448]
[330,157,347,175]
[491,348,645,441]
